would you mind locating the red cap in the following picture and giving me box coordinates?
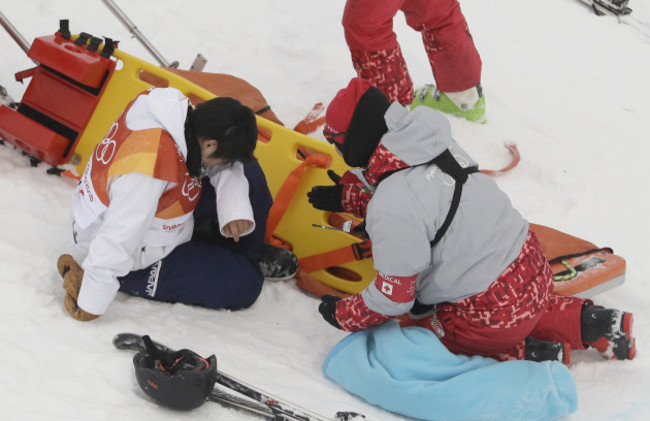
[323,77,373,146]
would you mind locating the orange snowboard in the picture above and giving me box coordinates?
[531,223,625,298]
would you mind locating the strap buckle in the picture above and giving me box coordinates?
[351,240,372,260]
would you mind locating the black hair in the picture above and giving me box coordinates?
[191,97,257,165]
[184,105,202,177]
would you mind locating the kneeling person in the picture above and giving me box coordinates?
[310,78,635,363]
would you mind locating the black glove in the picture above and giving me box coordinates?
[319,295,342,329]
[307,170,344,212]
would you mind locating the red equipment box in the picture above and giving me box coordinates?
[0,25,116,167]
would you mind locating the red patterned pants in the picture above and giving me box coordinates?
[342,0,482,103]
[401,230,588,360]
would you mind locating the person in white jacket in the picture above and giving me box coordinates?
[57,87,297,321]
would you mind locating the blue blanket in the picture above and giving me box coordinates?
[322,322,577,421]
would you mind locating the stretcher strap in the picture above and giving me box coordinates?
[299,240,372,273]
[264,154,330,243]
[264,153,374,273]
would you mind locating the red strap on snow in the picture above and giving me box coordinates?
[293,103,326,135]
[481,143,520,176]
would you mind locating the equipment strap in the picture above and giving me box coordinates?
[100,37,115,58]
[58,19,71,40]
[298,240,372,273]
[264,154,330,243]
[370,149,479,248]
[428,150,479,247]
[87,36,102,52]
[74,32,92,46]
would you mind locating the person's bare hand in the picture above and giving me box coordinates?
[223,219,253,242]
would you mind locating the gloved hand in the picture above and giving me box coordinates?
[57,255,99,322]
[321,293,394,332]
[307,170,344,212]
[319,295,342,329]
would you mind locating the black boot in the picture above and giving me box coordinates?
[525,337,570,364]
[256,242,299,282]
[581,304,636,360]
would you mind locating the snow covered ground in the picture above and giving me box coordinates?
[1,0,649,419]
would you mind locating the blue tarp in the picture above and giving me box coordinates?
[323,322,577,421]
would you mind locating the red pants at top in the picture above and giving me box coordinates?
[342,0,482,104]
[401,230,590,360]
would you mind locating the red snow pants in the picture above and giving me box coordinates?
[342,0,482,103]
[401,230,590,361]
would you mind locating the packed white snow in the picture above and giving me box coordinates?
[1,0,649,419]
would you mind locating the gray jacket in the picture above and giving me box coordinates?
[360,103,529,316]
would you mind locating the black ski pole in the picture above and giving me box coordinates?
[113,333,365,421]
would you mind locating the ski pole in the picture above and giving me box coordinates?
[99,0,178,68]
[0,9,35,58]
[312,221,354,233]
[312,221,368,239]
[113,333,365,421]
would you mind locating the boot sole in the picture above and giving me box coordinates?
[264,273,298,282]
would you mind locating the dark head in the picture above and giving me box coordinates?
[187,97,257,168]
[323,77,391,167]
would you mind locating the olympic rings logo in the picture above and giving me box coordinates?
[95,123,119,164]
[181,178,200,202]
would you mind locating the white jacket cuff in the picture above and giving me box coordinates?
[207,162,255,237]
[76,271,120,316]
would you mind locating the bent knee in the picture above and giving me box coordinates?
[204,267,264,311]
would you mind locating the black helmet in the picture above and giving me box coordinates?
[133,335,217,410]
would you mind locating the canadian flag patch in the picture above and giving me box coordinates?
[381,282,394,296]
[375,272,417,303]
